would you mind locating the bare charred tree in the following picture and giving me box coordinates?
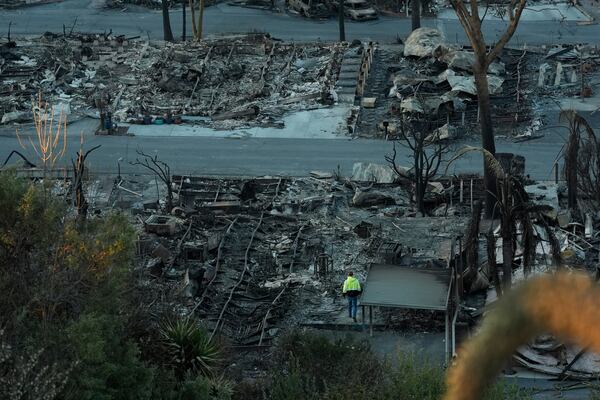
[449,0,527,218]
[132,150,174,212]
[161,0,174,42]
[71,144,101,221]
[2,150,36,168]
[411,0,421,30]
[560,110,600,210]
[385,119,449,216]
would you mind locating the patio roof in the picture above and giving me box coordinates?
[360,264,452,311]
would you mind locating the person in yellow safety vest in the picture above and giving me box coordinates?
[342,271,362,322]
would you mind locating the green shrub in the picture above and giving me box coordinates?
[484,382,532,400]
[269,331,385,400]
[382,352,445,400]
[151,371,234,400]
[268,331,533,400]
[269,371,318,400]
[178,376,211,400]
[66,312,154,400]
[273,331,383,391]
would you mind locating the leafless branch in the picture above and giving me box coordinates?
[131,149,174,211]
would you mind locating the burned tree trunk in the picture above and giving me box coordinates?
[464,201,483,291]
[166,184,174,213]
[71,145,101,222]
[565,130,579,210]
[449,0,526,218]
[500,213,513,289]
[415,147,426,216]
[474,65,498,218]
[161,0,174,42]
[411,0,421,30]
[339,0,346,42]
[182,0,187,41]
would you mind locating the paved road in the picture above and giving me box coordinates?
[1,107,591,180]
[0,129,566,180]
[0,0,599,44]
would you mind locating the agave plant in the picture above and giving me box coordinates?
[159,317,221,378]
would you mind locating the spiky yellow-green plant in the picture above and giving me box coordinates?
[16,93,67,172]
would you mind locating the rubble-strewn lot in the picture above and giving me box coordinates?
[59,157,600,379]
[6,142,600,379]
[357,28,600,141]
[0,33,342,129]
[71,167,472,352]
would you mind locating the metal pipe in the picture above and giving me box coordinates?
[361,305,365,329]
[452,305,459,358]
[369,306,373,337]
[445,311,450,365]
[470,179,473,212]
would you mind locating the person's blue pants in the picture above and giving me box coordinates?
[347,296,358,318]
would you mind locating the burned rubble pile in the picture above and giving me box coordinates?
[105,0,172,9]
[0,0,62,8]
[358,28,534,140]
[106,168,481,348]
[104,0,223,10]
[511,206,600,378]
[0,33,342,129]
[536,44,600,100]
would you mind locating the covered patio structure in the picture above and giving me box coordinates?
[360,263,457,363]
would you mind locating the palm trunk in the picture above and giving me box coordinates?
[417,146,426,216]
[474,63,498,218]
[338,0,346,41]
[501,221,513,289]
[464,201,483,291]
[182,0,186,41]
[197,0,205,40]
[166,186,174,212]
[161,0,174,42]
[500,179,513,290]
[565,128,579,209]
[411,0,420,30]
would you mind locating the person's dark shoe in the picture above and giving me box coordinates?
[353,317,357,322]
